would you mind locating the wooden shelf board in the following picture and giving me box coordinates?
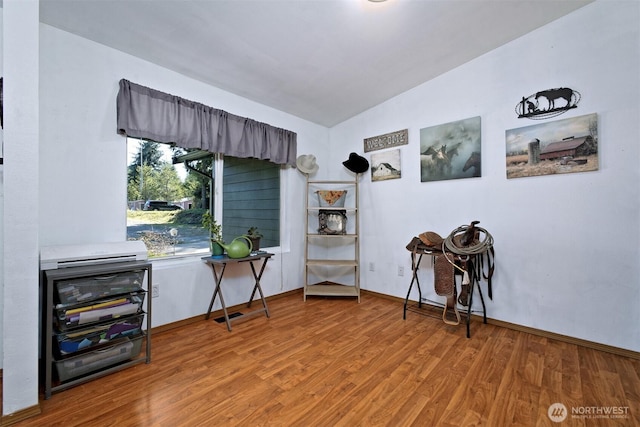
[307,207,356,212]
[307,180,356,185]
[304,282,359,297]
[306,233,358,238]
[307,259,358,267]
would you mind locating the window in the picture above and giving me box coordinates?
[222,156,280,248]
[126,138,281,258]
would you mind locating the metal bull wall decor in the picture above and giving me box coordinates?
[516,87,581,120]
[404,221,495,338]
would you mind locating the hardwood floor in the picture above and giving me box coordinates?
[7,292,640,426]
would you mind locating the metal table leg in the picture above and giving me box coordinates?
[404,252,423,319]
[205,255,271,332]
[205,262,232,331]
[465,257,487,338]
[246,258,271,318]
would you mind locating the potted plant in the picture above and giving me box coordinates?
[247,226,263,251]
[202,211,224,257]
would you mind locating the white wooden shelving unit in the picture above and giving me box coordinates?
[304,178,360,302]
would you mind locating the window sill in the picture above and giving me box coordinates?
[149,246,285,269]
[149,252,208,269]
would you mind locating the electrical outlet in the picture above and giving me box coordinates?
[369,262,375,272]
[398,266,404,277]
[152,284,159,298]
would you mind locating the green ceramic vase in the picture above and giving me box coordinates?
[210,240,224,258]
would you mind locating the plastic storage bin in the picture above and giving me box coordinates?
[54,335,143,382]
[55,314,145,356]
[55,270,146,305]
[55,293,145,331]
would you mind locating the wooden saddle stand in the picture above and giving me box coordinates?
[403,221,495,338]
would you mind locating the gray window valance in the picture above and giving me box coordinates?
[116,79,297,166]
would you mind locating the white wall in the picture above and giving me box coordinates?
[0,5,4,381]
[2,0,40,416]
[329,1,640,352]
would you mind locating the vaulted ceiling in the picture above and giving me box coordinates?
[38,0,593,127]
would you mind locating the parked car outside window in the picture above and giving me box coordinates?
[143,200,182,211]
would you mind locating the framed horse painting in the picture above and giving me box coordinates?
[419,116,481,182]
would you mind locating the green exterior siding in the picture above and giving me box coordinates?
[223,157,280,248]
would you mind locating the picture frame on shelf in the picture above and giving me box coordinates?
[318,210,347,235]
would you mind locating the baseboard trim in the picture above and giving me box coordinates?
[362,289,640,360]
[1,403,41,426]
[151,288,303,334]
[484,317,640,360]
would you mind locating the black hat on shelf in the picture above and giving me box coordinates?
[342,152,369,174]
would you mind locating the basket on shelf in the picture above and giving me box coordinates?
[316,190,347,207]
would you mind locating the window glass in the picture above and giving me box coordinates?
[126,138,281,258]
[126,138,211,257]
[222,156,281,248]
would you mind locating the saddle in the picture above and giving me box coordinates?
[434,252,460,325]
[406,221,495,326]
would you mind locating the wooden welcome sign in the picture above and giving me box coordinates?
[364,129,408,153]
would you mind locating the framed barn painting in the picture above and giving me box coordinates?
[420,116,481,182]
[371,149,401,182]
[505,113,598,179]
